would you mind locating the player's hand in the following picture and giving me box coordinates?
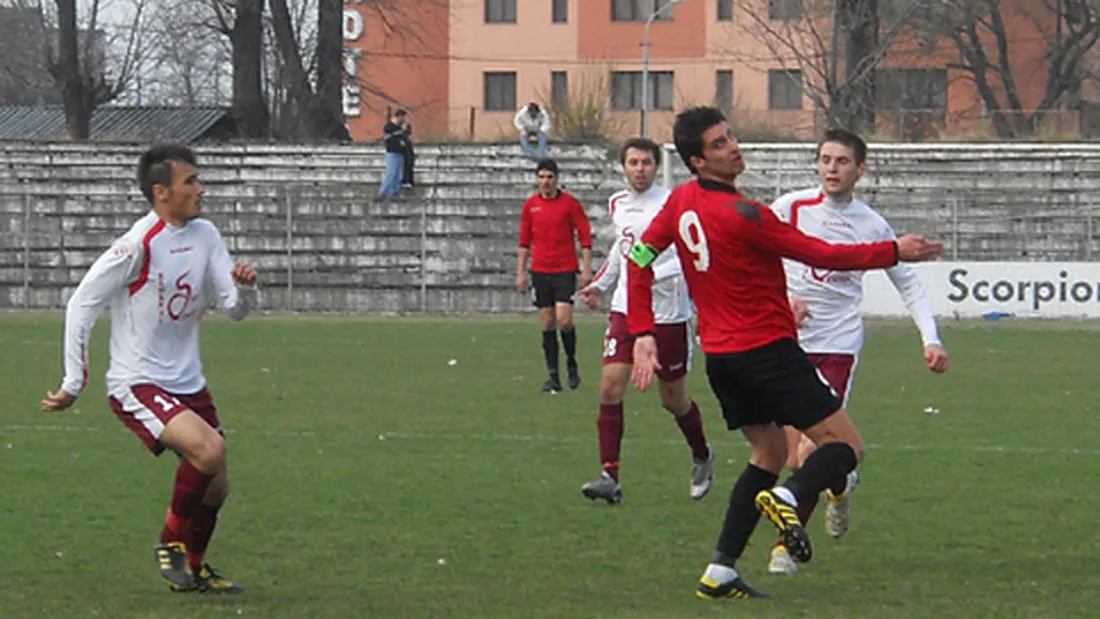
[631,335,661,392]
[232,261,257,286]
[579,271,592,288]
[578,285,600,310]
[515,272,527,293]
[790,297,810,328]
[41,389,76,412]
[896,235,944,262]
[924,344,949,374]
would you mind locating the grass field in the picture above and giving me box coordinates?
[2,313,1099,618]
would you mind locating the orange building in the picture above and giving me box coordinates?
[341,0,1082,143]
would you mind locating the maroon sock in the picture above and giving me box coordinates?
[673,400,710,461]
[597,403,624,481]
[187,503,221,573]
[828,472,850,496]
[798,493,820,526]
[159,460,215,544]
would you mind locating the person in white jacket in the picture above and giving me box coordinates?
[764,128,950,575]
[576,138,714,505]
[41,144,258,594]
[514,102,551,158]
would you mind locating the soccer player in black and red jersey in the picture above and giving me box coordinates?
[625,107,944,599]
[517,158,593,392]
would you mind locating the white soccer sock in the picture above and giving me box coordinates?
[772,486,797,506]
[703,563,739,583]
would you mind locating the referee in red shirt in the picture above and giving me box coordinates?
[626,107,944,599]
[516,159,593,393]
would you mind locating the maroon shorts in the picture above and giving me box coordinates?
[108,384,222,456]
[807,353,859,406]
[602,312,692,381]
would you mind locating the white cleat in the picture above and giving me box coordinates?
[690,446,716,500]
[825,470,860,538]
[768,545,798,575]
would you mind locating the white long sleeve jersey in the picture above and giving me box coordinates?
[770,187,941,355]
[590,185,692,324]
[60,212,258,398]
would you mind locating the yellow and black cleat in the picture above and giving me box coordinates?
[696,575,768,599]
[156,542,197,592]
[194,564,245,594]
[755,489,813,564]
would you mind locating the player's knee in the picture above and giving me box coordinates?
[557,316,574,331]
[847,437,866,463]
[191,433,226,473]
[599,375,625,404]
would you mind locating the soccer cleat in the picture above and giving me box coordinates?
[155,541,196,592]
[567,364,581,390]
[697,575,768,599]
[541,375,562,393]
[689,446,716,500]
[581,471,623,505]
[768,544,798,575]
[825,470,860,538]
[194,563,245,594]
[755,489,812,564]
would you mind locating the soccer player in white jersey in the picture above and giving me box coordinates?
[40,144,258,593]
[576,138,714,504]
[765,128,949,574]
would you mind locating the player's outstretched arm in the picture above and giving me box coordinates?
[208,227,258,321]
[626,198,677,391]
[44,241,141,411]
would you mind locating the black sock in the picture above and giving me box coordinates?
[782,442,857,504]
[711,463,779,567]
[542,329,559,376]
[561,327,577,368]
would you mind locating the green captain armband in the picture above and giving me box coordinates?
[628,242,659,268]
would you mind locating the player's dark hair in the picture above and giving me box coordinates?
[817,128,868,165]
[138,144,197,204]
[673,106,727,175]
[619,138,662,167]
[535,158,559,177]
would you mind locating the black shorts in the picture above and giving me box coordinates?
[705,338,842,431]
[530,271,576,308]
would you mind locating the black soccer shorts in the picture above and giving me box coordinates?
[530,271,576,308]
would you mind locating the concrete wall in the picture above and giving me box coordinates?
[2,140,1099,314]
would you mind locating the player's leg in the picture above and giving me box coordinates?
[110,385,223,591]
[655,321,713,500]
[813,354,861,538]
[175,389,243,594]
[531,272,561,392]
[554,273,581,389]
[695,354,779,600]
[768,426,810,574]
[581,358,630,504]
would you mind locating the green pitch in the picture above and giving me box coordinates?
[1,314,1098,618]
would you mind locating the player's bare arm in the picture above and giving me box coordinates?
[515,247,530,292]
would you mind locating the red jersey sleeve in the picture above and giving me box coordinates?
[626,194,677,336]
[518,198,533,248]
[741,199,898,269]
[571,197,593,248]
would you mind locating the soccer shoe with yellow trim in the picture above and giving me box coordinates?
[825,470,859,538]
[696,575,768,599]
[155,541,196,592]
[689,446,715,500]
[581,471,623,505]
[755,489,812,564]
[194,563,245,594]
[767,544,798,575]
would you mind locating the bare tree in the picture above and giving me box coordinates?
[731,0,920,133]
[267,0,346,140]
[142,0,231,106]
[203,0,271,138]
[915,0,1100,137]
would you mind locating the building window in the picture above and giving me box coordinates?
[768,0,803,20]
[768,69,803,110]
[715,70,733,110]
[875,69,948,111]
[484,72,517,111]
[612,0,673,22]
[611,71,674,111]
[485,0,517,23]
[552,0,568,23]
[717,0,733,21]
[551,71,569,109]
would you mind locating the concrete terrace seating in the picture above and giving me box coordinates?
[3,141,1100,313]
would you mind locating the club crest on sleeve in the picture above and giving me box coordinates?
[730,198,761,223]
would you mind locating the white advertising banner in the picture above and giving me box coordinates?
[861,262,1100,319]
